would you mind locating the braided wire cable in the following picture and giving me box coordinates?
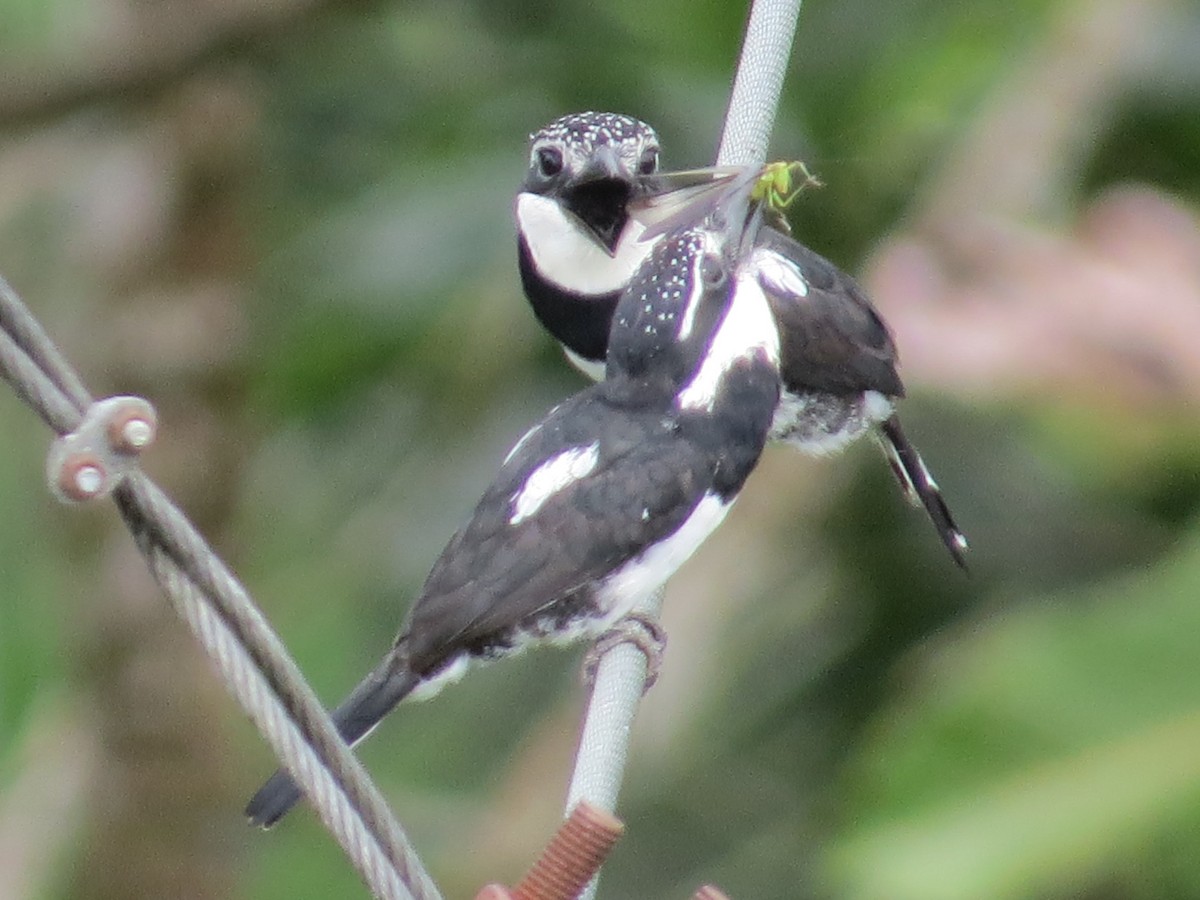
[717,0,803,168]
[0,282,92,410]
[563,0,803,896]
[127,514,413,900]
[0,275,441,900]
[113,476,443,900]
[0,326,81,434]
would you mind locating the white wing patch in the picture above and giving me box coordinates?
[753,246,809,299]
[509,442,601,524]
[677,270,780,412]
[516,193,653,294]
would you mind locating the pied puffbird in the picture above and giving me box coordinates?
[245,168,782,827]
[514,111,968,566]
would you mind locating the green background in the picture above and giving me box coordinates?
[1,0,1199,897]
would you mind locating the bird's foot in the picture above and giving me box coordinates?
[582,612,668,694]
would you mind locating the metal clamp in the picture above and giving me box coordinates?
[46,395,157,503]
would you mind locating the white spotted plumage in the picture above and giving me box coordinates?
[527,111,658,182]
[769,389,893,454]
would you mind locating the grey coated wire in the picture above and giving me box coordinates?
[0,275,440,900]
[716,0,803,168]
[0,326,82,434]
[563,1,802,896]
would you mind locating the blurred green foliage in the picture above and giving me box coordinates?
[2,0,1200,898]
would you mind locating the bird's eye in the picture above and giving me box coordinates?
[699,254,726,287]
[536,146,563,177]
[637,146,659,175]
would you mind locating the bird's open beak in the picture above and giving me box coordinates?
[562,146,632,256]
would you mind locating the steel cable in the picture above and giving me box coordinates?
[0,275,440,900]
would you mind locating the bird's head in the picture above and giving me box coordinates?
[522,112,660,254]
[607,173,776,395]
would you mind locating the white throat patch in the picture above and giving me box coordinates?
[676,270,780,412]
[516,192,653,295]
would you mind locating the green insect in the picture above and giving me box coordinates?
[631,159,823,240]
[750,160,822,232]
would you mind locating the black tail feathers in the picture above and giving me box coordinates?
[244,660,419,828]
[877,415,969,568]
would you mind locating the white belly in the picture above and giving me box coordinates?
[594,492,732,621]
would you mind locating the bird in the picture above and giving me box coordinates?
[514,111,968,566]
[245,175,782,827]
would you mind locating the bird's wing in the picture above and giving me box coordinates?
[401,393,710,674]
[753,227,904,398]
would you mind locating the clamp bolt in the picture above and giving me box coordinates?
[106,402,157,455]
[56,453,108,502]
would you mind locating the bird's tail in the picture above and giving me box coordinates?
[877,415,969,568]
[244,657,419,828]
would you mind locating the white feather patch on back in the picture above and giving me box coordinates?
[516,193,652,294]
[752,246,809,299]
[862,389,893,422]
[509,442,601,524]
[677,269,780,412]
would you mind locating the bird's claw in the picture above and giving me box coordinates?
[582,612,668,694]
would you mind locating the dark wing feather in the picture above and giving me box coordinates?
[755,228,904,398]
[401,389,710,674]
